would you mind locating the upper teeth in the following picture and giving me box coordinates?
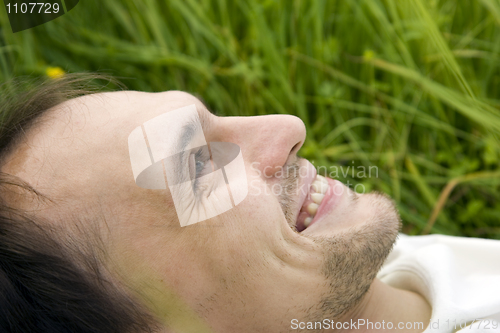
[312,175,329,193]
[303,175,329,228]
[312,175,329,195]
[311,193,325,204]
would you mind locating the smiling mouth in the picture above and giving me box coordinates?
[295,174,330,232]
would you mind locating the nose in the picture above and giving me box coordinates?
[228,114,306,177]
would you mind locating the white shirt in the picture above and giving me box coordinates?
[378,234,500,332]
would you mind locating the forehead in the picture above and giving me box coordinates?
[63,90,209,133]
[2,90,209,207]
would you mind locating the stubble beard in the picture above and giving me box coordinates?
[278,163,401,322]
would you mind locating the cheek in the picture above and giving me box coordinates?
[332,193,387,231]
[349,197,375,225]
[167,173,231,226]
[220,189,289,251]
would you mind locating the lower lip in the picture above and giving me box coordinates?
[308,178,344,228]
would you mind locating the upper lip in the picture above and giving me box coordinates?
[294,159,317,222]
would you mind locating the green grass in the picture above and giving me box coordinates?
[1,0,500,238]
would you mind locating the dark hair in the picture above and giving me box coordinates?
[0,74,157,332]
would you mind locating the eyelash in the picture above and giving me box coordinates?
[192,147,211,192]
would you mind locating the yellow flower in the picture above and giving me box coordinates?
[363,49,375,61]
[46,66,65,79]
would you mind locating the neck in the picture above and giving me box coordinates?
[338,279,432,333]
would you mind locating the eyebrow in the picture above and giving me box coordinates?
[177,117,201,153]
[169,106,212,183]
[180,103,213,149]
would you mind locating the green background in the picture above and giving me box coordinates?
[1,0,499,238]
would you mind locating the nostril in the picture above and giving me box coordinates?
[290,141,302,155]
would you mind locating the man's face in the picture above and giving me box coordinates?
[4,91,400,332]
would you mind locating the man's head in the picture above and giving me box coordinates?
[0,75,400,332]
